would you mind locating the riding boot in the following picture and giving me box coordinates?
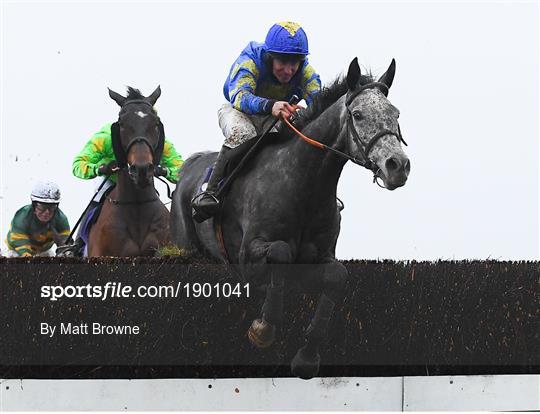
[65,236,85,257]
[191,146,231,223]
[56,234,85,257]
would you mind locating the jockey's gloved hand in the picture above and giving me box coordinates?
[97,161,119,176]
[271,101,296,119]
[154,165,168,177]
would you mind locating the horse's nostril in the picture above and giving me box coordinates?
[385,157,400,173]
[404,159,411,174]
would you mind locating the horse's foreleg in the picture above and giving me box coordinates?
[247,239,291,348]
[306,261,348,350]
[291,260,348,379]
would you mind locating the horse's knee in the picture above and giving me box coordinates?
[247,238,292,264]
[267,240,292,264]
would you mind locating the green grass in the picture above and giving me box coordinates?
[156,244,193,258]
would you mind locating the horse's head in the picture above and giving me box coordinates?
[108,86,165,188]
[345,58,410,190]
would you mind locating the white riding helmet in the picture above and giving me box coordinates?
[31,181,61,203]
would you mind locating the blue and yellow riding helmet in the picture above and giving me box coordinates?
[264,21,309,56]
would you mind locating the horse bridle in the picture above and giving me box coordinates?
[282,82,407,187]
[108,99,165,205]
[344,82,407,174]
[119,100,163,163]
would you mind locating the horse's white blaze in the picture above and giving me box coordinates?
[135,111,148,118]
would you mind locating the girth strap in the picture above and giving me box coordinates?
[214,215,231,264]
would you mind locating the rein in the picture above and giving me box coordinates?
[281,82,407,186]
[156,175,173,199]
[108,194,159,205]
[281,116,366,167]
[107,166,174,205]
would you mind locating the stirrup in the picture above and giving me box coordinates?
[56,243,79,257]
[191,191,219,206]
[191,191,221,223]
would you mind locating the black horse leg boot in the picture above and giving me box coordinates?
[192,146,231,223]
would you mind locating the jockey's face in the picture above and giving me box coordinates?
[34,202,57,223]
[272,58,301,84]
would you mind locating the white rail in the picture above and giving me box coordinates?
[1,375,539,411]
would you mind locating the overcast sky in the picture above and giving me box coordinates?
[1,1,538,260]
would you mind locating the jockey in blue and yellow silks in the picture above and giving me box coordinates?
[192,21,322,222]
[224,38,321,116]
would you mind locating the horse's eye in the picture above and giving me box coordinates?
[353,111,363,120]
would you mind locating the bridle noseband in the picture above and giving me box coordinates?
[345,82,407,173]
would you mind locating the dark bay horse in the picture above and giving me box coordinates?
[171,58,410,378]
[88,87,170,256]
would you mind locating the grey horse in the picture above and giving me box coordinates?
[171,58,410,379]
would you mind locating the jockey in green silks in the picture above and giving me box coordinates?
[60,122,183,256]
[5,181,70,257]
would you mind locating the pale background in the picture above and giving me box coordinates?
[1,1,538,260]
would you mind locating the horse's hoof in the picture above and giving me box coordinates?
[291,345,321,380]
[247,318,276,348]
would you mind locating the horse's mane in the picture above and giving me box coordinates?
[121,87,157,114]
[125,86,146,101]
[277,72,375,136]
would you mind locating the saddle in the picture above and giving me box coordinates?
[80,205,102,248]
[78,185,114,255]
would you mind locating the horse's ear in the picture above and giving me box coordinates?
[346,57,361,91]
[108,88,126,107]
[377,58,396,90]
[147,85,161,106]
